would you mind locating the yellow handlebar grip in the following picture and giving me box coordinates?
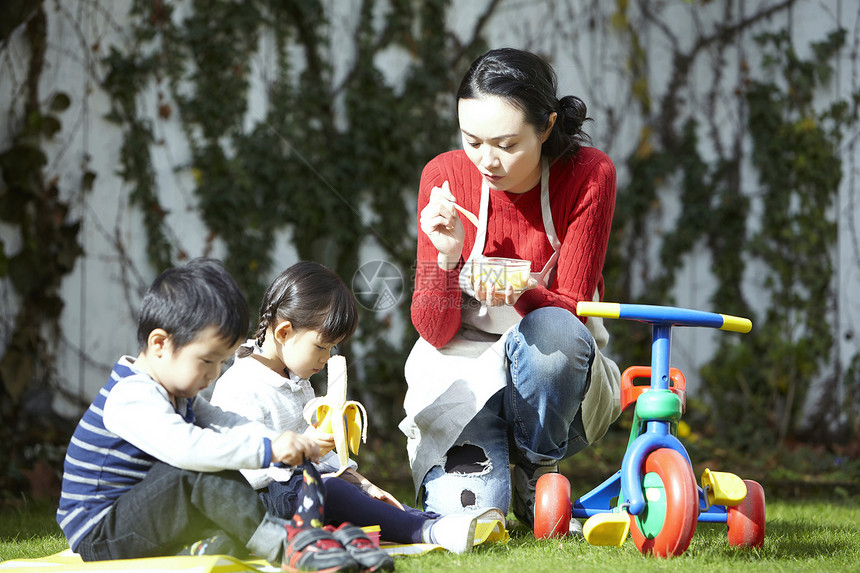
[577,301,621,319]
[719,314,752,333]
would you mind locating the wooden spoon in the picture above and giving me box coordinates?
[453,203,479,227]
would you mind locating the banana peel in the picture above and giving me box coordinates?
[314,401,367,468]
[311,355,367,471]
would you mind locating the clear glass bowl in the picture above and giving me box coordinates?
[471,257,531,292]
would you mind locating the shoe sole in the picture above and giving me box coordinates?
[464,517,477,553]
[282,566,346,573]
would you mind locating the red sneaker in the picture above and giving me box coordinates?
[282,521,359,572]
[328,523,394,572]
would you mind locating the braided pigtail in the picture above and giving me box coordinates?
[256,306,276,348]
[237,305,275,358]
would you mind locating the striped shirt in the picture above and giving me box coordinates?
[57,356,277,550]
[56,359,160,549]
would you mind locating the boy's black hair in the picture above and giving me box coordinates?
[136,258,250,351]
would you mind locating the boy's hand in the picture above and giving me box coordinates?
[271,430,320,466]
[304,426,336,457]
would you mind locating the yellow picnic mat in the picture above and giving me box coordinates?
[1,519,508,571]
[0,550,277,572]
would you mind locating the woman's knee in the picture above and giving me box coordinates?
[508,307,594,378]
[422,445,510,514]
[516,307,592,352]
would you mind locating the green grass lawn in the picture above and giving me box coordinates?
[2,496,858,571]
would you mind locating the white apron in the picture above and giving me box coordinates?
[400,160,621,492]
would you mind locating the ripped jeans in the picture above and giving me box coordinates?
[421,306,595,514]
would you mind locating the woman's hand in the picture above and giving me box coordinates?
[472,276,538,307]
[337,469,405,510]
[271,430,320,466]
[363,482,405,510]
[419,181,465,270]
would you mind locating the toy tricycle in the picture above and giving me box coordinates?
[534,301,766,557]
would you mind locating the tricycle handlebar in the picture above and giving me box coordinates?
[576,301,752,333]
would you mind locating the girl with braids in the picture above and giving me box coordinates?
[402,48,622,531]
[211,261,499,560]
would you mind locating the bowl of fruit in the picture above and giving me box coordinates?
[470,257,532,293]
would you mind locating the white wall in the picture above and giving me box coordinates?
[1,0,857,423]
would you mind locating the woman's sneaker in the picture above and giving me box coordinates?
[569,517,584,538]
[511,463,558,530]
[425,513,478,554]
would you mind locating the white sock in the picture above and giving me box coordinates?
[421,519,436,544]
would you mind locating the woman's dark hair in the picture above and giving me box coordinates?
[137,257,250,351]
[240,261,358,358]
[457,48,591,159]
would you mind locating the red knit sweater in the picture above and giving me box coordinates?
[411,147,616,348]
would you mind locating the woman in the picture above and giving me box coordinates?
[400,48,622,530]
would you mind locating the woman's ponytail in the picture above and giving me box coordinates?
[546,95,591,158]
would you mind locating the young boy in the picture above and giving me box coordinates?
[55,258,330,566]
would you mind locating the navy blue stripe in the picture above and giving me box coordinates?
[57,361,158,550]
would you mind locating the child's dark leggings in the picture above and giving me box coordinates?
[260,474,440,544]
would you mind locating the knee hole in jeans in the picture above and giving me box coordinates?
[443,443,490,474]
[443,444,491,509]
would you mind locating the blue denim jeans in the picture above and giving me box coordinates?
[422,306,595,514]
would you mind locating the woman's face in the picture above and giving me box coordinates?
[458,95,553,194]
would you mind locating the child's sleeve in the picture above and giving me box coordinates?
[103,375,278,472]
[195,395,270,434]
[195,397,303,488]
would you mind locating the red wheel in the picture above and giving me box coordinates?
[629,449,698,557]
[727,479,765,548]
[534,473,571,539]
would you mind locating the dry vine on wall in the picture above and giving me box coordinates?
[0,1,83,499]
[601,0,859,448]
[0,0,499,498]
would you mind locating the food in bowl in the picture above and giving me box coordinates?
[471,257,531,292]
